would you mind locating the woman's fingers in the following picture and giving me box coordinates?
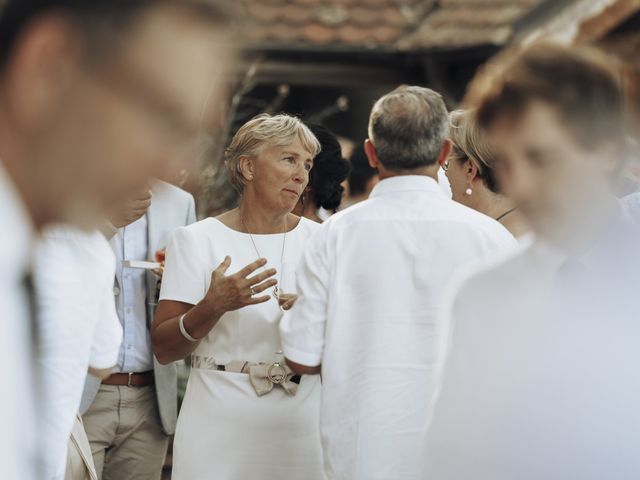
[278,293,298,311]
[236,258,267,279]
[247,294,271,305]
[245,268,277,287]
[281,299,296,311]
[250,278,278,295]
[212,256,232,278]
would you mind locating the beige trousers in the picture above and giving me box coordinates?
[82,385,169,480]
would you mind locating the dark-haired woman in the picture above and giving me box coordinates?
[293,124,351,222]
[443,109,530,239]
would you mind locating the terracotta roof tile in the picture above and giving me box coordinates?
[302,22,337,44]
[240,0,549,51]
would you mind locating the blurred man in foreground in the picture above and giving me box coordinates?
[423,44,640,480]
[0,0,234,477]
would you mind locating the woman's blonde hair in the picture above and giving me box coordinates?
[225,113,321,192]
[448,109,499,193]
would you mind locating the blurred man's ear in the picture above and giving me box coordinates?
[2,14,82,133]
[364,139,379,169]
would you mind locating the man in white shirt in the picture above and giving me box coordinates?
[36,227,123,480]
[423,44,640,480]
[0,1,234,477]
[280,85,516,480]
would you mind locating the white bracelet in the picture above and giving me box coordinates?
[179,313,198,342]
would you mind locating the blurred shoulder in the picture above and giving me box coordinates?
[38,225,114,272]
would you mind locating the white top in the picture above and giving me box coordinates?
[113,215,153,372]
[280,175,516,480]
[160,216,320,363]
[621,191,640,224]
[36,226,123,479]
[423,219,640,480]
[0,162,37,479]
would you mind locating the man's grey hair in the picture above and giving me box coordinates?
[368,85,449,170]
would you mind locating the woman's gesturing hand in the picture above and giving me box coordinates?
[202,256,277,316]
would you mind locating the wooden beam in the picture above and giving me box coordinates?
[576,0,640,42]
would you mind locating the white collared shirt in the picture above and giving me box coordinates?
[0,162,37,479]
[113,215,153,372]
[423,218,640,480]
[280,175,516,480]
[36,226,123,479]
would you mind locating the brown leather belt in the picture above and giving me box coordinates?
[102,371,154,387]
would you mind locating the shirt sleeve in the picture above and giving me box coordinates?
[88,280,122,370]
[280,225,331,367]
[159,226,208,305]
[186,194,197,225]
[87,237,122,369]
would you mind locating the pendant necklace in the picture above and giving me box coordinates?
[241,214,287,301]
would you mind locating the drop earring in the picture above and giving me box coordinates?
[465,186,473,196]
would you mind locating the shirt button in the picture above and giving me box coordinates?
[124,273,130,279]
[127,344,132,350]
[126,308,131,314]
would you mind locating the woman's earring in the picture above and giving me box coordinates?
[301,194,305,206]
[465,186,473,196]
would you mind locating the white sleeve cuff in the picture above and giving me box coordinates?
[282,342,322,367]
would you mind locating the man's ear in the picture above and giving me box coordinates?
[238,156,255,182]
[364,139,379,169]
[3,13,82,133]
[436,139,452,169]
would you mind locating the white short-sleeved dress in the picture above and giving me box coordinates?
[160,217,324,480]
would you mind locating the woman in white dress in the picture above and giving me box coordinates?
[152,113,324,479]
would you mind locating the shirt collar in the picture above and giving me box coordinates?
[369,175,443,198]
[0,161,35,277]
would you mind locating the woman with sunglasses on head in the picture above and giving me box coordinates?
[443,109,529,239]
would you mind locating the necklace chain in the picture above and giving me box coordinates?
[240,213,287,301]
[496,207,517,223]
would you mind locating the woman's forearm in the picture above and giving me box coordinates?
[151,299,223,364]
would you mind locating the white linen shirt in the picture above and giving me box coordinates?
[280,175,516,480]
[36,226,123,479]
[113,215,152,372]
[0,162,37,480]
[423,219,640,480]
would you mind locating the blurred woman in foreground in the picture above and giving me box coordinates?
[443,109,529,238]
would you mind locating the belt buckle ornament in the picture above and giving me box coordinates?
[127,372,133,387]
[267,362,287,385]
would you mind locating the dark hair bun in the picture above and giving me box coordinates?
[307,124,351,212]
